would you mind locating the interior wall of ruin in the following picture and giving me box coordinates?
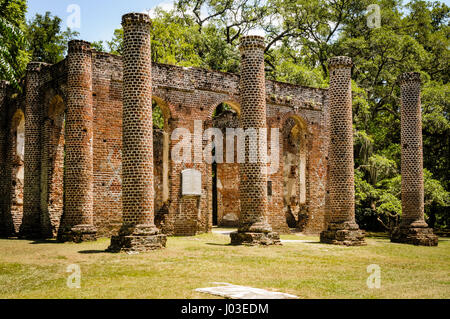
[0,49,329,238]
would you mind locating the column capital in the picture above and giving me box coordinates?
[122,12,152,26]
[68,40,91,53]
[328,56,353,69]
[398,72,421,85]
[26,62,49,73]
[239,35,265,51]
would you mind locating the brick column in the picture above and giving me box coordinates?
[391,72,438,246]
[320,57,365,246]
[108,13,166,253]
[58,40,97,242]
[0,81,7,236]
[230,36,280,246]
[20,62,47,238]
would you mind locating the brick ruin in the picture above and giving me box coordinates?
[229,36,281,246]
[108,13,166,252]
[0,13,437,248]
[391,72,438,246]
[319,57,365,246]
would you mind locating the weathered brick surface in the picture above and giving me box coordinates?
[229,36,280,245]
[91,51,123,237]
[58,41,97,242]
[0,81,8,236]
[0,18,333,239]
[1,92,25,237]
[213,111,240,227]
[40,94,65,238]
[0,81,13,237]
[319,57,365,246]
[20,62,48,239]
[391,72,438,246]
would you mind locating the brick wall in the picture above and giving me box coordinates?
[20,62,47,238]
[0,40,330,238]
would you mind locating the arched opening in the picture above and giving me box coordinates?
[211,102,240,227]
[9,109,25,234]
[41,95,65,237]
[152,97,171,230]
[282,115,308,229]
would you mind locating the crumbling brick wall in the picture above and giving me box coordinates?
[0,44,329,238]
[213,110,240,227]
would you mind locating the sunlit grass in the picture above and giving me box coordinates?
[0,232,448,299]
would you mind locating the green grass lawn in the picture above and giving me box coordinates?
[0,230,449,299]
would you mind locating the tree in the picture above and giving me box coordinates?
[26,11,79,64]
[0,0,29,88]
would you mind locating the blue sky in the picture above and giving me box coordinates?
[26,0,170,43]
[26,0,450,44]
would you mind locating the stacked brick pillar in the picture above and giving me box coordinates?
[0,81,7,236]
[320,57,365,246]
[58,40,97,242]
[391,72,438,246]
[230,36,280,246]
[20,62,47,238]
[108,13,166,253]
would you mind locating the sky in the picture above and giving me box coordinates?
[26,0,450,44]
[26,0,173,43]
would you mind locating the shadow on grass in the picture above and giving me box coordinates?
[78,250,108,254]
[205,243,231,247]
[365,232,390,240]
[29,239,62,245]
[297,241,322,244]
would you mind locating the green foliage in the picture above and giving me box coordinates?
[0,0,29,88]
[91,41,106,52]
[106,28,123,55]
[152,102,164,130]
[26,11,79,64]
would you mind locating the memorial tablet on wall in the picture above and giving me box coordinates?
[181,169,202,196]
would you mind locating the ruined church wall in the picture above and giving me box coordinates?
[0,49,330,237]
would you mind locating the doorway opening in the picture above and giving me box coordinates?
[211,102,239,227]
[282,116,307,229]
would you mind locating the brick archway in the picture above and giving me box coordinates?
[41,94,65,238]
[209,102,241,227]
[6,109,25,235]
[278,112,310,231]
[207,99,241,120]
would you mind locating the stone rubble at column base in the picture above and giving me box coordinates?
[108,234,167,253]
[391,227,438,246]
[320,222,366,246]
[230,231,282,246]
[58,224,97,243]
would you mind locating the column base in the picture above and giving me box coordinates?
[391,226,438,246]
[230,231,281,246]
[19,221,42,240]
[320,222,366,246]
[58,225,97,243]
[18,230,42,240]
[107,225,167,253]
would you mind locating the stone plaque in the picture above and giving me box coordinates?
[181,169,202,196]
